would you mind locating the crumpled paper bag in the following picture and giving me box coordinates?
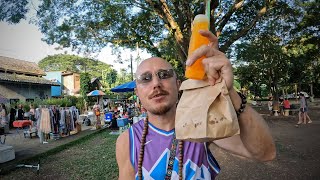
[175,79,240,142]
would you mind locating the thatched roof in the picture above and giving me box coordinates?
[0,56,45,76]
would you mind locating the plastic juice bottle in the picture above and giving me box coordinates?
[185,14,210,80]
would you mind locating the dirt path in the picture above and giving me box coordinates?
[214,106,320,179]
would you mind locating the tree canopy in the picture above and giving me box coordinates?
[2,0,319,97]
[234,0,319,97]
[38,54,113,78]
[1,0,278,73]
[0,0,28,24]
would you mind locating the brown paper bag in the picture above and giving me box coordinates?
[175,79,240,142]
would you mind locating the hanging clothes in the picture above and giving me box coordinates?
[69,108,75,131]
[52,107,60,133]
[49,107,54,133]
[39,108,51,134]
[65,108,71,135]
[35,108,41,130]
[36,107,44,143]
[59,108,66,131]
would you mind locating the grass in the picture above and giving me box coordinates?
[1,129,119,180]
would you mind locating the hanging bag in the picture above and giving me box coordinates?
[175,79,240,142]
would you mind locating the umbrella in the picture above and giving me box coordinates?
[111,81,136,92]
[87,90,106,103]
[87,90,106,96]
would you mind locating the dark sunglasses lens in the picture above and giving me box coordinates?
[158,69,173,79]
[139,73,152,83]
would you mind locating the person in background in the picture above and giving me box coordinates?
[268,97,273,115]
[303,94,312,124]
[297,93,305,125]
[29,104,35,121]
[17,104,24,120]
[140,106,147,117]
[0,104,3,122]
[93,103,101,129]
[123,111,129,119]
[9,105,17,128]
[283,98,291,116]
[279,97,284,115]
[283,98,290,109]
[0,104,9,133]
[296,93,312,126]
[118,105,124,115]
[1,104,8,125]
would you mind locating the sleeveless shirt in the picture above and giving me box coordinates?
[129,120,220,180]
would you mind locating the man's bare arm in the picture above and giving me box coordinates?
[116,130,135,179]
[214,88,276,161]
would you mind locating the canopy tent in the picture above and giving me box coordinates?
[111,81,136,93]
[87,90,106,96]
[87,90,106,103]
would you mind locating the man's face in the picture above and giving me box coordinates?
[135,58,179,116]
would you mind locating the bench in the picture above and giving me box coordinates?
[284,108,299,116]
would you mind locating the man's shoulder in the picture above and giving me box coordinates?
[116,130,130,147]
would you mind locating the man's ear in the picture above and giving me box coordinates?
[176,79,181,90]
[135,88,139,98]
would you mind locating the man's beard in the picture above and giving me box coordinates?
[148,104,171,115]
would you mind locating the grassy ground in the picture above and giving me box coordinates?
[1,104,320,179]
[0,129,119,180]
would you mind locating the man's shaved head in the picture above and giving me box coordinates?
[136,57,174,77]
[135,57,179,116]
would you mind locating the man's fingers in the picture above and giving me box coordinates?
[204,60,220,79]
[186,30,220,66]
[186,47,223,66]
[199,30,219,49]
[186,45,210,66]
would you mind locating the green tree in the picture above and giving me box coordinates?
[233,0,320,100]
[80,72,91,104]
[115,68,132,86]
[0,0,273,74]
[39,0,275,61]
[0,0,28,24]
[102,68,118,88]
[283,0,320,96]
[38,54,114,78]
[235,33,290,109]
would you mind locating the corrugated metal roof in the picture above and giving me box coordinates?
[0,72,59,86]
[0,56,45,76]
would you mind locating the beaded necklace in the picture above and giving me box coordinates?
[165,132,178,179]
[138,117,184,180]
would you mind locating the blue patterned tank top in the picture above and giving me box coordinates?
[129,120,220,180]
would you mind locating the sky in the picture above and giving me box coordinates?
[0,13,149,73]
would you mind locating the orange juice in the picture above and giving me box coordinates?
[185,14,210,80]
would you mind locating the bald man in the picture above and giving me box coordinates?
[116,31,276,180]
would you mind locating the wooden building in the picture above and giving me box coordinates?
[0,56,59,103]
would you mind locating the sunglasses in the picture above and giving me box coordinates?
[136,69,175,84]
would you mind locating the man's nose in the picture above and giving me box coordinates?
[151,74,162,88]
